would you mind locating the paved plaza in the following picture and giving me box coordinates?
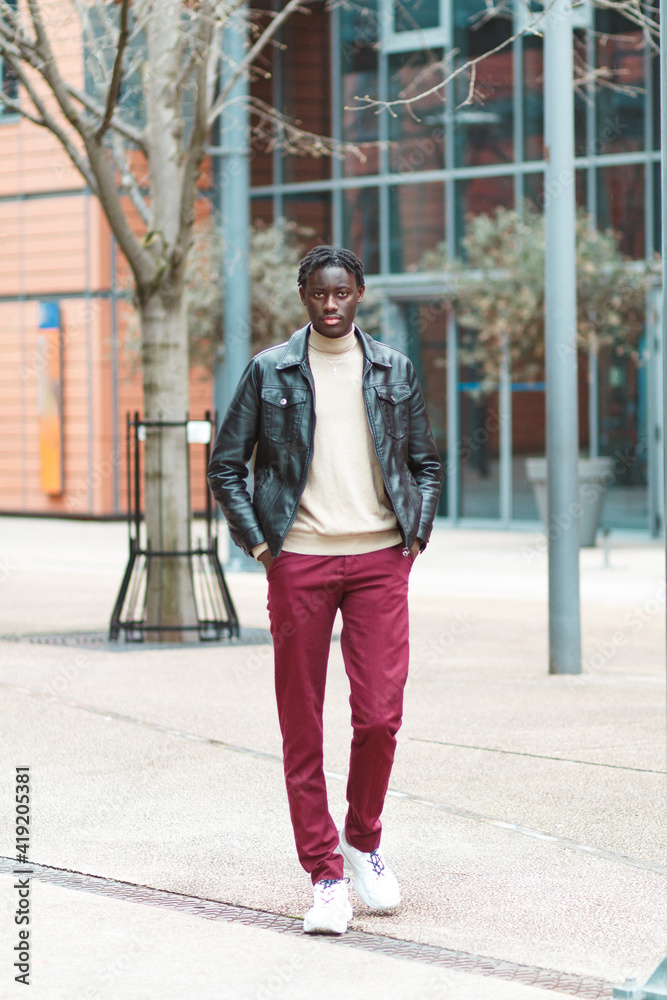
[0,516,665,999]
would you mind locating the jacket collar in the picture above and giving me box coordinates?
[275,324,392,370]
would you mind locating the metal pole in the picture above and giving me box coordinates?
[213,3,251,572]
[588,336,599,458]
[499,336,512,525]
[544,0,581,674]
[446,311,459,523]
[214,2,251,425]
[660,0,667,596]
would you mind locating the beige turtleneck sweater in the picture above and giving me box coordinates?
[253,326,400,558]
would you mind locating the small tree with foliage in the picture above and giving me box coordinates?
[0,0,358,637]
[185,218,315,368]
[422,205,653,392]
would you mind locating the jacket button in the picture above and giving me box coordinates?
[390,395,396,403]
[280,398,287,406]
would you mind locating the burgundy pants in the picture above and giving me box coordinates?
[267,544,413,884]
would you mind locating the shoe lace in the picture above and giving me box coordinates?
[316,878,346,903]
[368,850,385,876]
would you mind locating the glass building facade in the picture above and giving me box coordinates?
[249,0,661,533]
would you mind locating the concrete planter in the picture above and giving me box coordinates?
[525,456,615,547]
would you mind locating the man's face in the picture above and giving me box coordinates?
[299,266,365,339]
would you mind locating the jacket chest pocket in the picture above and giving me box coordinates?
[375,383,410,440]
[261,386,308,444]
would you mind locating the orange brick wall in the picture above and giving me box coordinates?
[0,10,218,517]
[0,4,327,518]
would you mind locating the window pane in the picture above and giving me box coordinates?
[389,182,445,272]
[388,50,445,173]
[342,187,380,274]
[595,11,645,154]
[573,33,588,157]
[524,171,543,211]
[341,1,380,176]
[281,7,332,184]
[394,0,439,33]
[404,301,448,516]
[454,176,513,254]
[523,36,543,161]
[84,6,146,128]
[597,165,645,258]
[250,198,273,228]
[512,389,544,520]
[0,59,18,110]
[598,346,648,530]
[523,171,585,214]
[1,1,19,113]
[459,383,501,519]
[283,193,333,248]
[653,161,661,255]
[651,46,659,151]
[453,11,514,167]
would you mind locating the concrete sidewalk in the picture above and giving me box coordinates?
[0,516,665,1000]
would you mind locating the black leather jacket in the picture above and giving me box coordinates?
[207,325,442,557]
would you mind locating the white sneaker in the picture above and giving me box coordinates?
[335,829,400,911]
[302,878,353,935]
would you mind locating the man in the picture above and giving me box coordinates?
[207,246,441,935]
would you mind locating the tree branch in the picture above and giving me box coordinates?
[16,0,154,285]
[177,1,216,268]
[0,11,38,65]
[3,56,99,192]
[0,92,44,128]
[94,0,130,144]
[110,131,151,228]
[82,130,156,288]
[349,22,530,116]
[345,0,658,117]
[66,82,147,151]
[245,96,366,160]
[25,0,87,135]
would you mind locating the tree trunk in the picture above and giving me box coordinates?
[140,287,197,641]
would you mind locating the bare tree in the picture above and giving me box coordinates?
[0,0,353,638]
[347,0,657,115]
[2,0,651,636]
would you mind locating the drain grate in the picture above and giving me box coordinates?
[0,628,273,650]
[0,857,614,998]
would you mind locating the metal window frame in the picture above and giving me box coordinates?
[382,0,450,52]
[257,8,658,532]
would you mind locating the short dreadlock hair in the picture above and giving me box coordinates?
[297,246,365,290]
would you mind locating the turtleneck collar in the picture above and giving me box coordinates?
[308,324,357,355]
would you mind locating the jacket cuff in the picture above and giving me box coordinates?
[416,522,433,547]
